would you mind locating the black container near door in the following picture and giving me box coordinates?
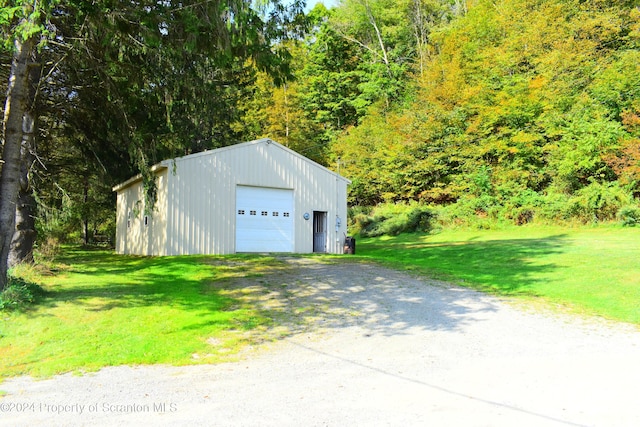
[343,236,356,254]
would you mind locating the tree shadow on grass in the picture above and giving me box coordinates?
[26,234,569,350]
[358,233,569,296]
[33,249,243,315]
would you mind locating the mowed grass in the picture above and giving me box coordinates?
[357,225,640,324]
[0,248,288,378]
[3,225,639,378]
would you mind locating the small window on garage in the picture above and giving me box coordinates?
[238,210,245,215]
[283,212,290,217]
[272,212,279,216]
[261,211,268,216]
[250,210,256,215]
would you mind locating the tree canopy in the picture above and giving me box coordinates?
[330,0,640,214]
[0,0,306,288]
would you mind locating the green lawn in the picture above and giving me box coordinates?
[356,225,640,324]
[0,249,288,378]
[2,225,639,379]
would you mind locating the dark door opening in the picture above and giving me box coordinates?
[313,211,327,253]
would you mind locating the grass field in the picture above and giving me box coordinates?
[0,249,291,378]
[1,225,639,379]
[357,225,640,324]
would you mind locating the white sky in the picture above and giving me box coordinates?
[305,0,339,11]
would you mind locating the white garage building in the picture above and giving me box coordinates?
[113,138,350,256]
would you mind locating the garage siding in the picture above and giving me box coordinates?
[113,169,168,256]
[115,139,349,256]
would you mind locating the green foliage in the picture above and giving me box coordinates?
[0,0,54,49]
[0,276,45,311]
[350,202,436,237]
[246,0,434,164]
[434,182,634,228]
[434,198,500,229]
[33,236,61,263]
[34,172,115,245]
[550,111,624,193]
[567,182,633,222]
[617,205,640,226]
[328,0,640,220]
[297,21,365,134]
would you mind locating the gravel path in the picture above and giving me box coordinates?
[2,258,640,427]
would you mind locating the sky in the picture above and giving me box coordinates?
[305,0,339,12]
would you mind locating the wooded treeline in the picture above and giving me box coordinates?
[1,0,640,287]
[263,0,640,226]
[328,0,640,227]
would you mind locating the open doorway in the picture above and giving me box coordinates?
[313,211,327,253]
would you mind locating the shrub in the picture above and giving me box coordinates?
[406,205,436,232]
[350,183,636,231]
[348,203,437,237]
[0,277,46,311]
[501,189,543,225]
[349,206,374,235]
[618,205,640,226]
[535,184,634,224]
[35,236,61,263]
[569,182,632,222]
[433,197,505,229]
[537,192,574,222]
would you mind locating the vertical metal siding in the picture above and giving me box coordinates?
[152,170,168,255]
[113,169,169,256]
[115,181,143,255]
[115,192,126,253]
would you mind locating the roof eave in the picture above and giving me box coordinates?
[112,164,168,193]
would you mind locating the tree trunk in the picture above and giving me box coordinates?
[8,111,37,268]
[411,0,428,78]
[364,3,389,67]
[9,188,37,267]
[9,45,40,269]
[0,34,35,290]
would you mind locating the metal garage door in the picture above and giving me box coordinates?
[235,186,294,252]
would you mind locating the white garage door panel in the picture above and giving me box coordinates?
[236,186,294,252]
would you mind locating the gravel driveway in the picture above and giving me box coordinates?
[2,258,640,427]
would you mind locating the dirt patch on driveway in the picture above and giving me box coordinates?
[3,258,640,426]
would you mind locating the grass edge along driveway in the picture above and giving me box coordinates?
[356,225,640,325]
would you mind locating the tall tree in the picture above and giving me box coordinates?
[0,0,307,289]
[330,0,411,108]
[1,1,43,289]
